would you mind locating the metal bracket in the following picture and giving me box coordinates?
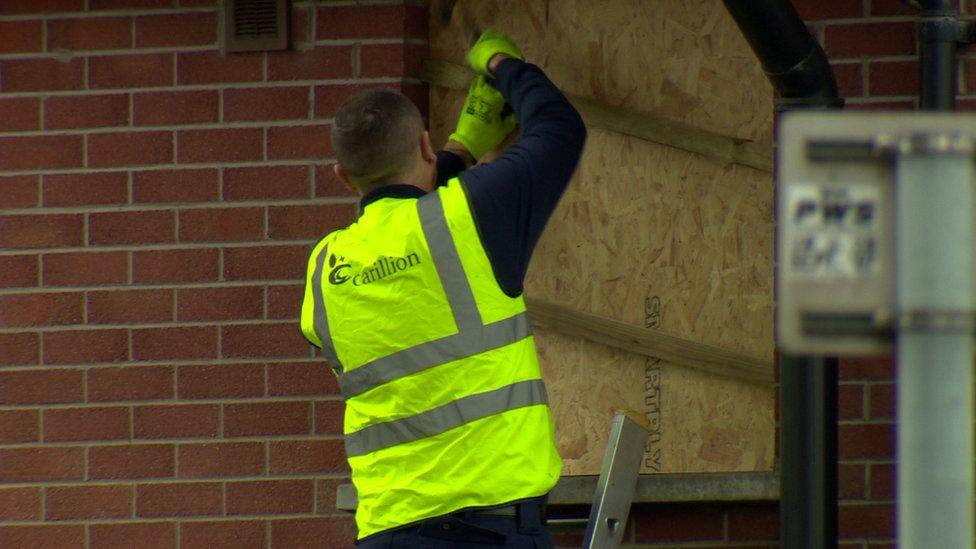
[582,411,652,549]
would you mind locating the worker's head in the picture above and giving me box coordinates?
[331,88,435,195]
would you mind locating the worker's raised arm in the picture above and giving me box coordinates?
[456,30,588,296]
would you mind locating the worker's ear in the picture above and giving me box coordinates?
[420,131,436,163]
[333,164,359,195]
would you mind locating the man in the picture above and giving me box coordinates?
[300,30,586,547]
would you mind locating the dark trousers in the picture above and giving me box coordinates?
[356,497,553,548]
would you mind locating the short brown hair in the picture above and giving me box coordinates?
[331,88,424,191]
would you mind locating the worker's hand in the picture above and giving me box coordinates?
[449,76,517,161]
[466,29,523,76]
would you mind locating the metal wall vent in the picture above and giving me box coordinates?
[223,0,288,53]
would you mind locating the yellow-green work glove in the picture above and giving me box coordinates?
[466,29,523,76]
[449,76,517,161]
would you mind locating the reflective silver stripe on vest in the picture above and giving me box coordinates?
[311,243,343,372]
[344,378,548,458]
[336,191,532,398]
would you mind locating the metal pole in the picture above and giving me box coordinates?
[779,354,838,549]
[895,136,975,548]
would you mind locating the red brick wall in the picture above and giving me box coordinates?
[0,1,426,547]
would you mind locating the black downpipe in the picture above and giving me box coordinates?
[918,0,966,111]
[721,1,843,548]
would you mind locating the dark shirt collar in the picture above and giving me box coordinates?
[359,184,427,212]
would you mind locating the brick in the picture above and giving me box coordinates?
[44,94,129,130]
[43,329,128,365]
[177,363,264,399]
[226,480,313,515]
[223,245,309,280]
[314,400,343,435]
[223,165,310,201]
[0,57,85,92]
[0,410,39,443]
[134,168,219,203]
[0,135,84,170]
[42,172,128,207]
[43,251,128,286]
[224,401,310,436]
[0,254,39,288]
[134,404,219,439]
[0,0,83,13]
[839,356,894,380]
[92,0,172,8]
[179,0,217,5]
[224,86,310,122]
[132,248,219,284]
[179,207,265,242]
[177,286,263,321]
[89,209,175,246]
[839,383,864,420]
[727,502,778,540]
[832,62,863,98]
[0,214,84,248]
[314,83,378,118]
[400,81,428,119]
[314,477,346,514]
[317,4,426,40]
[869,60,920,96]
[222,322,311,359]
[177,128,263,163]
[90,523,176,549]
[963,59,976,94]
[290,5,311,45]
[0,20,42,53]
[0,369,83,405]
[840,462,867,500]
[0,525,85,548]
[89,444,175,479]
[89,366,173,402]
[46,485,131,520]
[0,332,39,365]
[268,203,355,239]
[267,284,302,319]
[794,1,862,20]
[825,22,916,58]
[839,502,895,538]
[132,326,218,361]
[136,482,222,517]
[268,46,353,81]
[269,361,337,395]
[0,292,82,326]
[0,446,84,481]
[869,462,897,501]
[43,406,129,442]
[88,131,174,167]
[136,12,216,47]
[91,53,175,88]
[0,97,41,131]
[178,442,265,478]
[632,503,724,542]
[181,521,265,549]
[48,16,132,51]
[134,90,219,126]
[869,382,896,419]
[269,440,346,474]
[178,50,263,85]
[88,288,173,324]
[840,423,895,458]
[360,43,427,78]
[840,98,916,111]
[0,175,39,208]
[267,124,332,160]
[270,518,356,548]
[0,488,41,520]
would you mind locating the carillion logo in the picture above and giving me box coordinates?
[328,251,422,286]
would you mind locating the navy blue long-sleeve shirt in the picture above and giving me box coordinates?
[359,59,587,296]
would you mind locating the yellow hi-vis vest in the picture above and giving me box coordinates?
[300,178,562,539]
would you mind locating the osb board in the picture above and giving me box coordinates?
[429,0,775,474]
